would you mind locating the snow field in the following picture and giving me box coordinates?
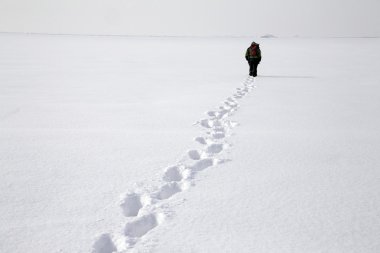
[1,34,380,253]
[0,34,247,253]
[92,76,256,252]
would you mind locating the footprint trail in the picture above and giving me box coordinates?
[91,76,256,253]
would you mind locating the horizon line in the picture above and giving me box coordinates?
[0,31,379,39]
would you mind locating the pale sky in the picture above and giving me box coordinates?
[0,0,379,37]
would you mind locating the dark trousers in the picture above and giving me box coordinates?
[248,60,259,77]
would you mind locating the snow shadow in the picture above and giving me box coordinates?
[258,75,315,79]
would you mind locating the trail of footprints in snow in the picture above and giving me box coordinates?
[92,76,256,253]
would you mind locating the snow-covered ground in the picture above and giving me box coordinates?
[0,34,380,253]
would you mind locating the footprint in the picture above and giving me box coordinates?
[153,182,182,200]
[212,120,222,127]
[206,143,225,154]
[206,111,219,117]
[225,98,238,104]
[224,101,238,108]
[124,213,165,238]
[163,166,183,182]
[212,126,226,133]
[199,119,214,128]
[219,105,231,111]
[194,136,213,145]
[119,192,144,217]
[212,132,225,139]
[217,110,229,119]
[92,234,116,253]
[191,158,216,171]
[188,150,203,160]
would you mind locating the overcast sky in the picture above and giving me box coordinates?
[0,0,379,37]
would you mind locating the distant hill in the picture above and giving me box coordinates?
[261,34,277,38]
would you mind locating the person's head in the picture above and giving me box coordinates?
[251,41,259,47]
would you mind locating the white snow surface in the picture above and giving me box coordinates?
[1,34,380,253]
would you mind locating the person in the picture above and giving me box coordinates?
[245,42,262,77]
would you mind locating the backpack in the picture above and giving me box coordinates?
[248,44,260,58]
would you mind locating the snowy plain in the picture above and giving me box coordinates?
[0,34,380,253]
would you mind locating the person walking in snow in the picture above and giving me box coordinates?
[245,42,262,77]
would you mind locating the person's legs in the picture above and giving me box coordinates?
[248,60,260,76]
[249,61,254,76]
[252,62,258,77]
